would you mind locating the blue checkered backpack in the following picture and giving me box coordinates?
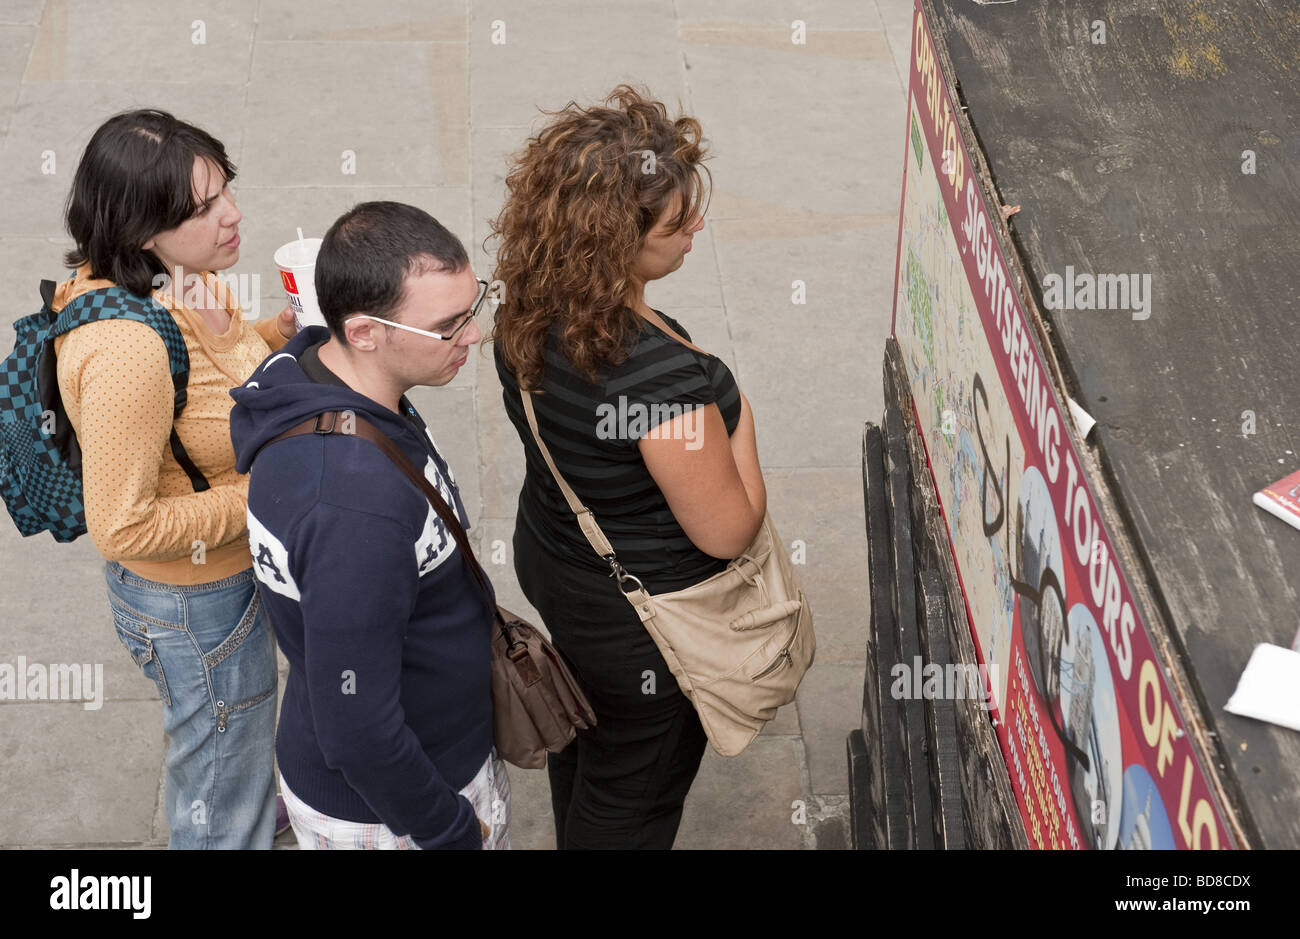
[0,279,209,542]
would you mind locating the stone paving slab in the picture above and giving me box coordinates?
[1,700,165,846]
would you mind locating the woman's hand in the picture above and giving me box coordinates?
[276,305,299,340]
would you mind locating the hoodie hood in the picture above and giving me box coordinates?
[229,326,420,473]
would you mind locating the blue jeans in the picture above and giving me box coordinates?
[105,562,278,849]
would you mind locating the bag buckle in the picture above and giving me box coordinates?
[498,617,527,656]
[604,553,644,595]
[313,411,339,434]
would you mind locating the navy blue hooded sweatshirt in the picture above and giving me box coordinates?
[229,327,493,850]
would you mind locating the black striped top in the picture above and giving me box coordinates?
[495,310,743,594]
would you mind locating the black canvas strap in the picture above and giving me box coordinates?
[169,427,209,492]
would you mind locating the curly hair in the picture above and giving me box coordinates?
[488,84,711,390]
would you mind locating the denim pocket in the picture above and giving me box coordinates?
[110,614,172,707]
[203,586,277,729]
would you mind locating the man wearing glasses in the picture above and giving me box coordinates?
[229,201,509,850]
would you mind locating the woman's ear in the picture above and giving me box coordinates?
[141,237,155,251]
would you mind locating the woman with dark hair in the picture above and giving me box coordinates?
[490,86,767,849]
[53,109,296,848]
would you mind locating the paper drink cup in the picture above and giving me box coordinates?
[274,237,324,329]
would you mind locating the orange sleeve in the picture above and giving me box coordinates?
[56,320,252,563]
[253,314,292,352]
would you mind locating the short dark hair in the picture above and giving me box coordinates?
[316,201,469,339]
[63,109,236,297]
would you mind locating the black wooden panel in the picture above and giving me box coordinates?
[885,406,936,849]
[847,730,874,850]
[862,421,911,848]
[920,569,969,850]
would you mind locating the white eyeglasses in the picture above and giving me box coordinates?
[349,278,497,341]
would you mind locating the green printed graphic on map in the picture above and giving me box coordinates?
[907,246,934,370]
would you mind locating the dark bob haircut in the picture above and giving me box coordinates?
[63,109,236,297]
[316,201,469,340]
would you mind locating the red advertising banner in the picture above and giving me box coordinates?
[891,1,1232,849]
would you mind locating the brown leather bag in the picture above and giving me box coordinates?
[260,410,595,770]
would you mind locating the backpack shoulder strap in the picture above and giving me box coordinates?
[52,287,191,407]
[51,286,209,493]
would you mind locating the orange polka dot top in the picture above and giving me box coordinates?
[52,265,290,585]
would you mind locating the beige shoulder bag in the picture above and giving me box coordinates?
[521,390,815,756]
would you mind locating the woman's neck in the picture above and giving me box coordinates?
[626,278,651,317]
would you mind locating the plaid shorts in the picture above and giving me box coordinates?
[279,748,512,850]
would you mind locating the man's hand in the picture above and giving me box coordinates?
[276,305,299,340]
[479,816,491,843]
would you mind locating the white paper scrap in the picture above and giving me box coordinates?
[1067,396,1096,439]
[1224,643,1300,733]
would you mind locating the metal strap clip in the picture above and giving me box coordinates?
[604,553,645,595]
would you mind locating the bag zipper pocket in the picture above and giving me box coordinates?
[753,647,794,680]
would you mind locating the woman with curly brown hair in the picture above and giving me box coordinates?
[490,86,768,849]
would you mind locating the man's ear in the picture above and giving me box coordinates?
[342,315,379,352]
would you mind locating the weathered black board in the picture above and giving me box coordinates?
[858,423,909,848]
[925,0,1300,846]
[886,407,937,849]
[919,570,967,850]
[855,414,974,849]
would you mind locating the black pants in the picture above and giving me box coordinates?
[515,521,708,850]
